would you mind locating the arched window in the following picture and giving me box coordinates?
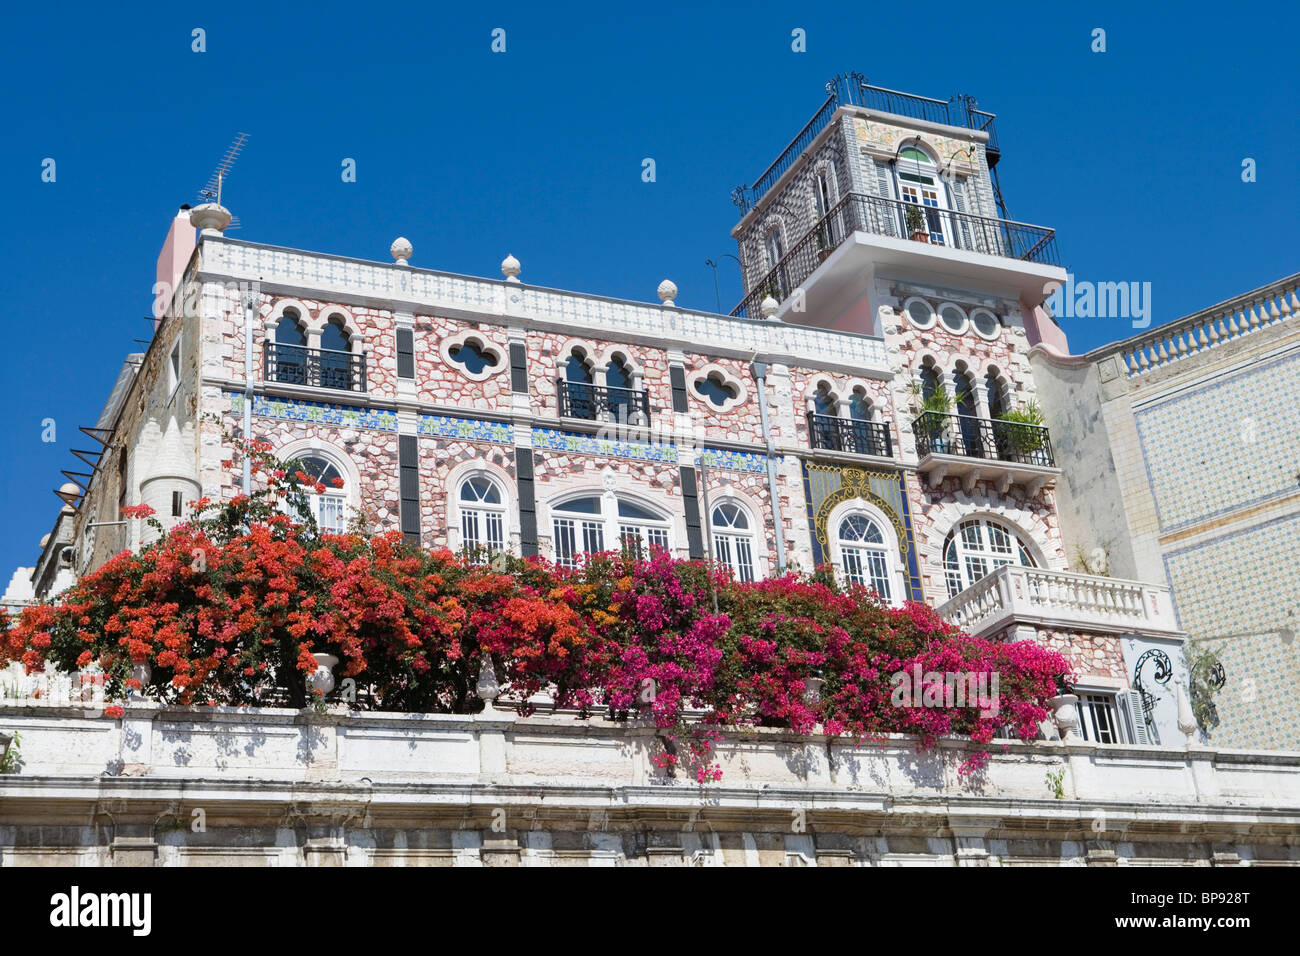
[953,364,983,457]
[605,355,634,422]
[896,146,949,244]
[836,513,895,602]
[943,517,1038,598]
[289,455,347,533]
[550,494,672,568]
[985,368,1007,419]
[459,476,506,557]
[812,383,837,416]
[711,502,756,582]
[763,225,789,297]
[694,371,739,408]
[273,312,308,385]
[319,317,351,390]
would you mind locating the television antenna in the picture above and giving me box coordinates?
[196,132,248,230]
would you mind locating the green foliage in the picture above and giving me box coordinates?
[905,204,927,235]
[1045,766,1065,800]
[997,401,1047,453]
[1186,643,1225,735]
[0,731,20,774]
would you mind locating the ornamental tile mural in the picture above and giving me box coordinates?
[419,415,512,444]
[1134,352,1300,533]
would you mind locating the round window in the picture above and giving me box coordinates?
[904,298,935,329]
[938,304,967,333]
[971,309,1000,338]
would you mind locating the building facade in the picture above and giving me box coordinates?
[12,75,1199,750]
[1032,273,1300,750]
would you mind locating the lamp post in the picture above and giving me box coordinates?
[704,254,743,313]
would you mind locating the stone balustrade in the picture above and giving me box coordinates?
[1104,272,1299,378]
[936,565,1182,639]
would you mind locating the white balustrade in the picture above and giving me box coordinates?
[1114,274,1298,378]
[936,565,1181,638]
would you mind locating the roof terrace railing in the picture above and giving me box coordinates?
[733,73,1001,214]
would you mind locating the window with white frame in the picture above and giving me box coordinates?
[835,512,895,602]
[551,494,672,568]
[289,455,347,533]
[942,517,1037,598]
[711,502,756,582]
[895,146,949,245]
[1076,691,1122,744]
[458,476,506,557]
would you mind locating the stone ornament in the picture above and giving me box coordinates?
[657,279,677,306]
[501,253,521,282]
[189,203,232,234]
[760,296,779,319]
[390,237,413,265]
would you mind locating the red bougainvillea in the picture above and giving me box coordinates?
[0,438,1069,780]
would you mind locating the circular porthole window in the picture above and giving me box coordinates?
[938,303,968,334]
[971,308,1000,339]
[903,297,935,329]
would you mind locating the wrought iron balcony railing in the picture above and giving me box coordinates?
[556,379,651,425]
[733,74,1001,214]
[912,412,1055,468]
[806,413,893,457]
[733,192,1058,317]
[264,341,367,392]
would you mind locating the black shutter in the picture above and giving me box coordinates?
[516,448,538,557]
[510,342,528,393]
[398,435,420,545]
[396,328,415,379]
[669,364,688,413]
[680,466,704,559]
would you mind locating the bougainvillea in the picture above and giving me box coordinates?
[0,439,1069,781]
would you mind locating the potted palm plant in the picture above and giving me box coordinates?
[910,381,953,454]
[905,204,929,243]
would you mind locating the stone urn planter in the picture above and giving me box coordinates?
[476,654,501,712]
[1047,694,1080,741]
[309,653,338,697]
[129,661,151,700]
[803,676,825,705]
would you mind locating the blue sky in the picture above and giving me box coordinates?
[1,0,1296,577]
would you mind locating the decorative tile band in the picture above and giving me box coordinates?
[235,392,765,473]
[229,392,399,431]
[420,416,513,443]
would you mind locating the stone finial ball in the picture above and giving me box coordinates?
[390,237,413,263]
[657,279,678,304]
[760,295,779,318]
[501,253,521,280]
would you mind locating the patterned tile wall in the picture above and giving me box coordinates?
[1134,351,1300,532]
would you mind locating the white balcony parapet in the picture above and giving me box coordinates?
[200,237,891,376]
[936,565,1182,639]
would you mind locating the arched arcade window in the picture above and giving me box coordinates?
[835,512,896,603]
[289,455,347,533]
[459,476,506,557]
[942,517,1038,598]
[711,502,757,583]
[550,494,672,568]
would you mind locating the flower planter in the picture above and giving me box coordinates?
[309,653,338,697]
[1047,694,1080,741]
[910,230,930,243]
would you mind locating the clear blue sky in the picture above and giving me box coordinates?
[1,0,1296,578]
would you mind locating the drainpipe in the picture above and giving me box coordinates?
[242,291,255,495]
[750,361,786,572]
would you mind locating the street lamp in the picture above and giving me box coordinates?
[704,254,743,313]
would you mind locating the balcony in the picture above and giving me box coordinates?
[936,565,1183,641]
[806,413,892,458]
[912,412,1058,494]
[264,341,367,393]
[556,379,651,425]
[732,192,1059,319]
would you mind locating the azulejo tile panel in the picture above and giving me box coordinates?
[229,391,398,431]
[1134,351,1300,532]
[420,416,512,444]
[699,448,766,474]
[531,428,679,465]
[1162,511,1300,750]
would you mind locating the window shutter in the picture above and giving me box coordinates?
[395,328,415,379]
[871,160,899,237]
[949,177,977,253]
[398,435,420,545]
[1122,689,1152,745]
